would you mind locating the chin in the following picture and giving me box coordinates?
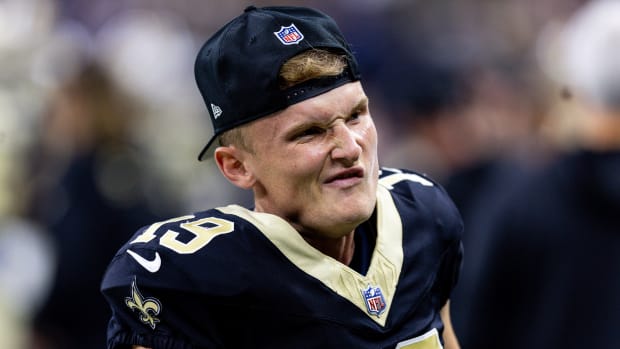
[339,201,375,226]
[306,206,371,239]
[352,189,377,217]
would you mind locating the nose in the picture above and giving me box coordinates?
[330,123,361,165]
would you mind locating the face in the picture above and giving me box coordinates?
[239,82,379,239]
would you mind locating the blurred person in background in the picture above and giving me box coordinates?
[23,62,170,349]
[367,0,559,223]
[453,1,620,348]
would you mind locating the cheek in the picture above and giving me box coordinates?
[359,121,378,150]
[284,148,326,181]
[286,149,329,191]
[262,147,324,183]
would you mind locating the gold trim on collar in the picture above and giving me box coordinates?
[217,184,403,326]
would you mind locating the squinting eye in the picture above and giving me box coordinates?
[348,112,361,122]
[297,126,324,139]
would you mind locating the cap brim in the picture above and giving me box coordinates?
[197,136,219,161]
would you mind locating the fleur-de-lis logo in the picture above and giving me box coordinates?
[125,277,162,329]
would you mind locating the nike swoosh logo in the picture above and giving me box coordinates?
[127,249,161,273]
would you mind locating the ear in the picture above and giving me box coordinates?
[214,146,256,189]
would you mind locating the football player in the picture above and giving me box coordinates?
[101,6,464,349]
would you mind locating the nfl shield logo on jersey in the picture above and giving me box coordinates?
[273,23,304,45]
[361,285,387,317]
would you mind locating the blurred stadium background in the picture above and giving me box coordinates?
[0,0,604,347]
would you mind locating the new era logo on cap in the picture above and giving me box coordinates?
[274,24,304,45]
[210,103,223,119]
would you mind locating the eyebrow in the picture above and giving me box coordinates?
[353,96,369,113]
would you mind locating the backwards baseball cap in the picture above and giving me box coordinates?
[194,5,361,160]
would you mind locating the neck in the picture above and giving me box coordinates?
[302,231,356,265]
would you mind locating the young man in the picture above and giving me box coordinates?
[101,6,463,349]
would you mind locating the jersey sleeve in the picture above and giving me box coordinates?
[435,237,464,306]
[100,209,249,349]
[102,254,218,349]
[424,173,464,306]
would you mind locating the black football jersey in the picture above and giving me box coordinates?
[101,168,463,349]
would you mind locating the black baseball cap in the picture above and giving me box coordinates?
[194,5,361,160]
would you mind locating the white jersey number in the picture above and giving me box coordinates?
[379,169,434,190]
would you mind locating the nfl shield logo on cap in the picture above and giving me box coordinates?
[274,23,304,45]
[361,285,387,317]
